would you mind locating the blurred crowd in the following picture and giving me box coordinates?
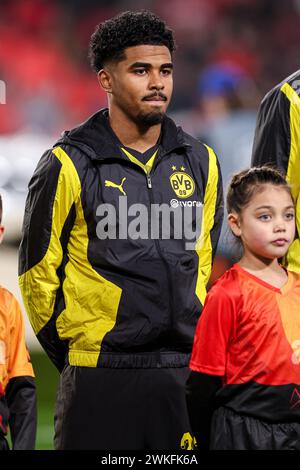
[1,0,300,271]
[1,0,300,136]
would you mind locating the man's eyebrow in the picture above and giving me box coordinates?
[160,63,173,69]
[129,62,173,69]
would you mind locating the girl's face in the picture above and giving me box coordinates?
[228,184,296,261]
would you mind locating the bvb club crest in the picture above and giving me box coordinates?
[169,166,195,199]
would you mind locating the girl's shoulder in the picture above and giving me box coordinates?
[210,264,240,287]
[286,269,300,289]
[209,264,242,299]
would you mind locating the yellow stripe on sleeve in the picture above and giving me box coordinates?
[280,83,300,273]
[19,147,81,334]
[194,145,219,305]
[19,147,123,367]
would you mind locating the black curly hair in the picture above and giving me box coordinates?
[89,10,176,72]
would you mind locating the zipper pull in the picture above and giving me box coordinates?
[147,174,152,189]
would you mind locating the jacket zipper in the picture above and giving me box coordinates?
[145,172,175,338]
[144,144,193,335]
[95,148,190,343]
[146,174,152,189]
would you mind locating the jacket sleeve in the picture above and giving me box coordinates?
[19,147,80,372]
[209,156,223,262]
[251,85,291,172]
[6,294,37,449]
[252,80,300,272]
[195,146,224,306]
[186,371,222,450]
[6,377,37,450]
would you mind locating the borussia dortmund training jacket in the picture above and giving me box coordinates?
[19,109,223,371]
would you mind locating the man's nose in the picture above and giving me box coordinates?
[148,71,164,90]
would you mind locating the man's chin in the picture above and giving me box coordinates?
[136,110,165,126]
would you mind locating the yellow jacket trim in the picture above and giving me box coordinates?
[194,145,219,305]
[19,148,80,334]
[121,147,158,174]
[281,83,300,272]
[20,146,122,367]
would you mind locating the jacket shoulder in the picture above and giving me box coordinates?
[181,131,220,163]
[278,69,300,92]
[52,142,91,167]
[261,69,300,106]
[180,130,221,186]
[181,131,210,157]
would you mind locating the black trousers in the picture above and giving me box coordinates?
[211,406,300,450]
[54,365,194,450]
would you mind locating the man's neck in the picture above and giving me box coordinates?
[108,108,162,153]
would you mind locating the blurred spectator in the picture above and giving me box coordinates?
[1,0,300,136]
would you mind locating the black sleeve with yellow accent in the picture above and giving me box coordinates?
[210,157,223,262]
[252,80,300,272]
[19,149,78,372]
[251,85,291,172]
[186,371,222,450]
[195,146,223,306]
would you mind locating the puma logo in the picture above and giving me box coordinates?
[105,177,126,195]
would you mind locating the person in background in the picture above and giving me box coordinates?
[186,167,300,450]
[252,70,300,273]
[0,194,37,450]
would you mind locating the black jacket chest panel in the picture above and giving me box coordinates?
[19,110,223,367]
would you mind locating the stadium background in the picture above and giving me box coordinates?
[0,0,300,449]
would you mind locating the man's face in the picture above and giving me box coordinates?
[106,45,173,126]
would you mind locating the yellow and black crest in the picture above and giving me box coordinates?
[169,166,195,199]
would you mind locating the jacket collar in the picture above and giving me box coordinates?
[55,108,188,161]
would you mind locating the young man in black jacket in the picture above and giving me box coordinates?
[19,10,223,450]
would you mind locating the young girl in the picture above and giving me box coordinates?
[186,166,300,450]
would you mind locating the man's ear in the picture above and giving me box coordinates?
[227,212,241,238]
[97,68,112,94]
